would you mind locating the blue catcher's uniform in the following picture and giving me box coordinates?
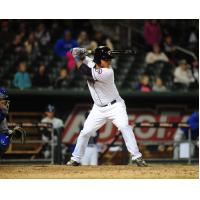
[0,88,26,156]
[0,133,10,154]
[0,88,11,155]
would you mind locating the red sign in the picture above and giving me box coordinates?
[62,104,189,144]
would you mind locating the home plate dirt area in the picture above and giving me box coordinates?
[0,164,198,179]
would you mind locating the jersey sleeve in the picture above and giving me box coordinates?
[79,63,92,78]
[83,56,94,67]
[91,68,113,82]
[41,118,47,123]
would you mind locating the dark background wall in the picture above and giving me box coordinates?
[8,89,199,119]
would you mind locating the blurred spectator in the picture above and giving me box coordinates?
[144,20,162,47]
[32,64,51,88]
[152,77,168,92]
[163,35,177,62]
[136,75,152,92]
[17,22,27,43]
[77,30,91,49]
[9,34,24,54]
[191,60,199,83]
[187,60,199,90]
[174,59,195,87]
[90,31,113,50]
[54,30,78,57]
[7,23,27,56]
[163,35,176,53]
[0,20,13,49]
[145,44,169,64]
[66,51,76,71]
[35,23,51,47]
[187,26,198,54]
[54,68,69,89]
[24,32,39,55]
[13,62,32,89]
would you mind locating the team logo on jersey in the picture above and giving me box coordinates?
[95,68,102,74]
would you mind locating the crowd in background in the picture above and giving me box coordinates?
[135,19,198,93]
[0,19,199,92]
[0,20,114,90]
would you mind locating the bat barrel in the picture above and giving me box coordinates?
[86,49,137,55]
[111,50,137,55]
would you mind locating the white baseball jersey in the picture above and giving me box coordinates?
[83,56,123,106]
[41,117,64,129]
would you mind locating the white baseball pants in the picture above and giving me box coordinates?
[71,101,142,163]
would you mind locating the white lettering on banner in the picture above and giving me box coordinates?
[62,105,190,144]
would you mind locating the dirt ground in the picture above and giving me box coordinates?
[0,164,198,179]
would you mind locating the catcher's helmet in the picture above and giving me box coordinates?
[93,46,114,64]
[0,88,9,100]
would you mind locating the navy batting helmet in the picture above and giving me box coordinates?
[0,88,9,100]
[93,46,114,64]
[45,104,55,113]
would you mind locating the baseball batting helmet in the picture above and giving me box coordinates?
[93,46,114,64]
[45,104,55,113]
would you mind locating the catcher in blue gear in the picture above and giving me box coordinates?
[0,88,26,156]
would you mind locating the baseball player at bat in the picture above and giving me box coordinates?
[67,46,147,166]
[0,88,26,156]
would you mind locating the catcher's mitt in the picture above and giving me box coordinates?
[12,126,26,144]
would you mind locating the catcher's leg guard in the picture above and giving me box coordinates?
[0,133,10,155]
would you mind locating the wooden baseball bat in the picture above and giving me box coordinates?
[87,49,137,55]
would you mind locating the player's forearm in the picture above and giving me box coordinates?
[72,53,85,69]
[76,60,83,68]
